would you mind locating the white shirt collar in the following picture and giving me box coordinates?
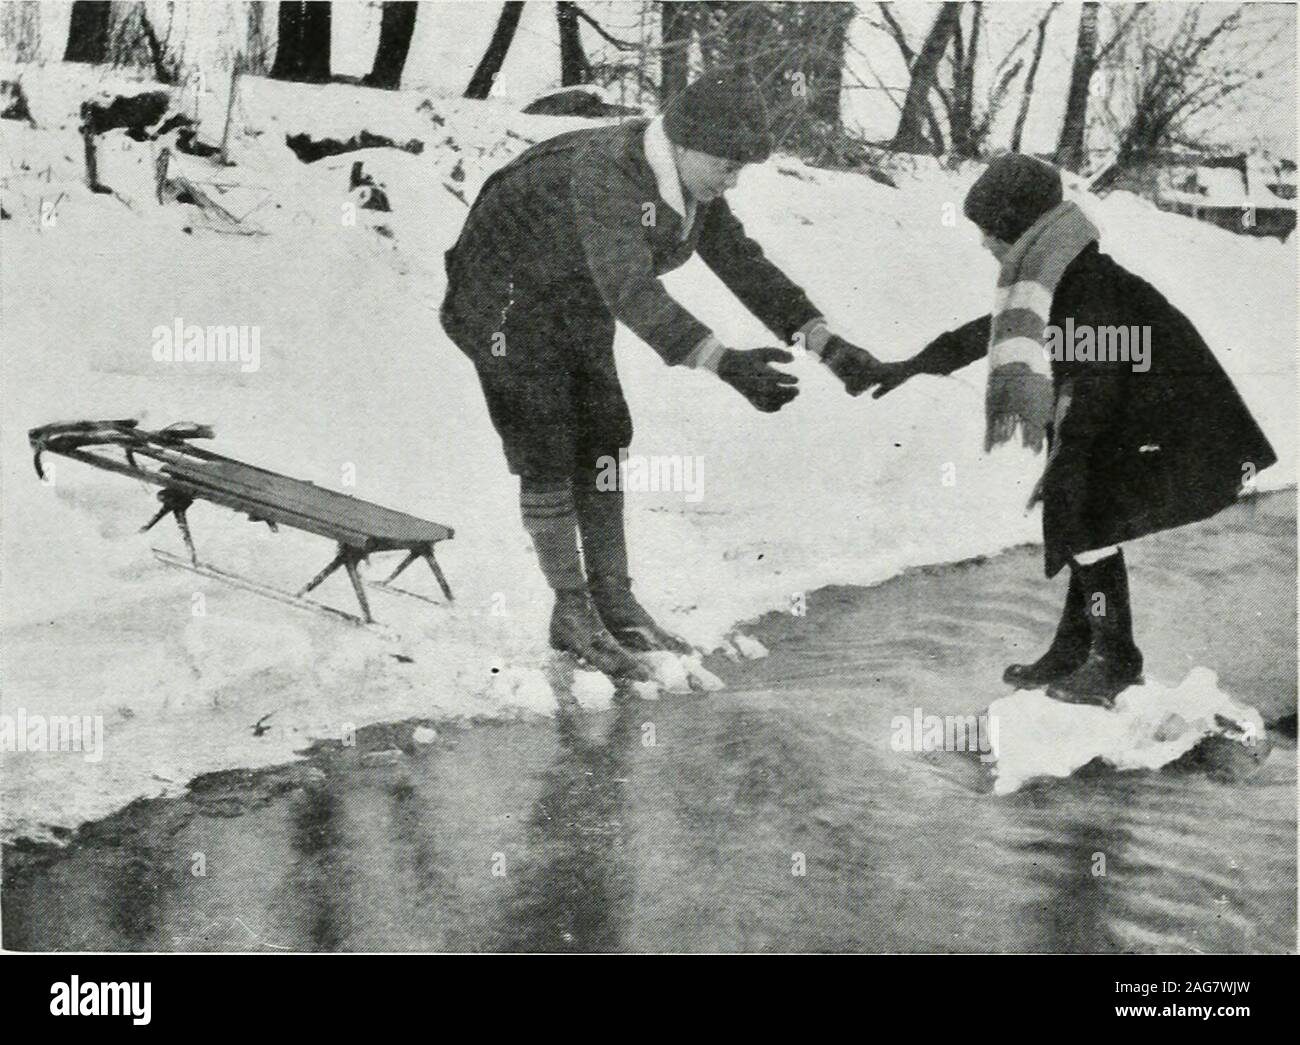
[643,115,696,239]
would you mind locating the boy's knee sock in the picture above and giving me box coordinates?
[573,467,629,584]
[520,479,585,592]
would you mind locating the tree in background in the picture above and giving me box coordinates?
[2,1,41,64]
[111,2,182,83]
[1053,1,1098,170]
[64,0,112,63]
[659,1,690,103]
[557,2,592,86]
[944,2,1053,159]
[364,1,418,90]
[676,3,856,143]
[1054,2,1142,171]
[874,2,948,153]
[800,2,855,128]
[272,1,332,84]
[890,2,959,153]
[1091,5,1288,192]
[465,1,524,99]
[1011,3,1059,153]
[245,1,270,76]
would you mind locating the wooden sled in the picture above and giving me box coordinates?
[29,419,454,626]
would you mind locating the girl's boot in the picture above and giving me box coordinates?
[1047,550,1144,705]
[1003,568,1090,688]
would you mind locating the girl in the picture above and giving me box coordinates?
[858,153,1277,704]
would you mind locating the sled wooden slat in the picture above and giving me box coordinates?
[157,453,452,550]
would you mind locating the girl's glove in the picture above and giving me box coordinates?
[822,334,920,400]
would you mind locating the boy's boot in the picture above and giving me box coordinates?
[1003,569,1090,688]
[1047,550,1144,706]
[522,480,649,681]
[573,474,693,655]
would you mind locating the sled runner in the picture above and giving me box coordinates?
[29,419,454,625]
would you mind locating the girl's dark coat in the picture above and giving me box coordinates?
[913,243,1277,577]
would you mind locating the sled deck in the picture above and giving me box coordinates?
[30,419,454,624]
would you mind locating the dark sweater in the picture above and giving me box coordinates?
[443,119,822,366]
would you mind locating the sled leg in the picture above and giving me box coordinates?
[141,490,197,565]
[140,504,171,533]
[173,507,198,566]
[342,551,374,624]
[298,549,347,597]
[299,545,373,624]
[383,549,419,584]
[422,545,453,602]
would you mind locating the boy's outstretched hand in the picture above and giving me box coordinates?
[717,347,800,412]
[823,336,917,399]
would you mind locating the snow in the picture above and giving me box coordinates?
[987,668,1272,795]
[1,68,1294,842]
[639,651,725,693]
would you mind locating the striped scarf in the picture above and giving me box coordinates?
[986,200,1099,450]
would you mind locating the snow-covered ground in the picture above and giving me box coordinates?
[1,67,1294,842]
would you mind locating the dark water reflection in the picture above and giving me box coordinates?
[4,494,1295,952]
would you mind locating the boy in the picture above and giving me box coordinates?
[442,74,876,678]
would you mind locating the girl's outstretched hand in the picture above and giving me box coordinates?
[867,360,918,399]
[822,337,919,399]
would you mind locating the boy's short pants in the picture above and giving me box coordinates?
[442,284,632,481]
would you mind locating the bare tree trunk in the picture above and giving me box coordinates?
[1054,1,1098,171]
[556,2,591,86]
[891,2,960,153]
[465,1,524,99]
[803,2,854,127]
[364,1,417,89]
[136,7,175,82]
[877,3,946,154]
[659,1,690,103]
[1011,4,1056,153]
[64,0,112,63]
[272,1,331,84]
[245,1,270,75]
[2,1,42,63]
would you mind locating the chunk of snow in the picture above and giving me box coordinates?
[570,669,616,711]
[640,651,725,693]
[987,668,1269,795]
[731,634,769,660]
[629,679,661,701]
